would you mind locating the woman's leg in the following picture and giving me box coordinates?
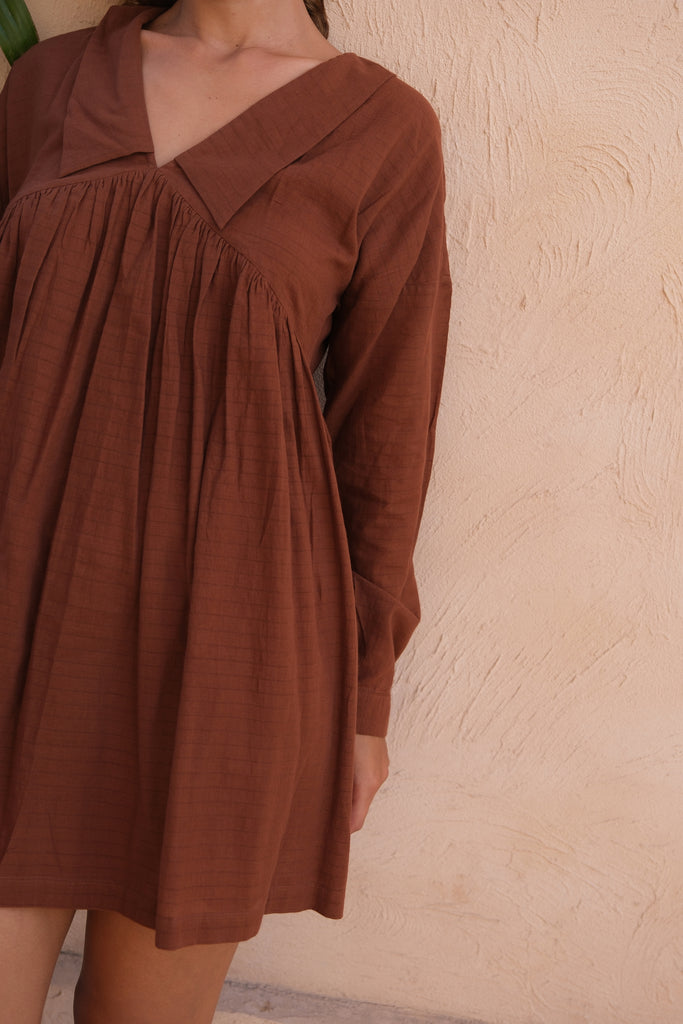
[73,909,240,1024]
[0,906,76,1024]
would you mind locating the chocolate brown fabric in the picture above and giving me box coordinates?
[0,4,451,947]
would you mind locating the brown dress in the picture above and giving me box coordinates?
[0,4,451,947]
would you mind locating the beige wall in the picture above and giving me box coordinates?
[7,1,683,1022]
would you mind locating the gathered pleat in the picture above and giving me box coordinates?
[0,1,452,944]
[0,170,357,947]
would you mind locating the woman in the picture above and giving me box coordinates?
[0,0,451,1021]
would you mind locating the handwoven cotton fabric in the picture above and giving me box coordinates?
[0,4,451,948]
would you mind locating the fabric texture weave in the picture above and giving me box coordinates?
[0,3,451,947]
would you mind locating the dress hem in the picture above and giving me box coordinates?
[0,879,346,948]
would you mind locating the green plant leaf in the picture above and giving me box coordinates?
[0,0,39,65]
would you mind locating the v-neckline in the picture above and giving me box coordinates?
[58,4,396,227]
[134,7,352,171]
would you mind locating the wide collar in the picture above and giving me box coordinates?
[59,4,394,228]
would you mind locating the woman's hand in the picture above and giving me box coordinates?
[349,734,390,833]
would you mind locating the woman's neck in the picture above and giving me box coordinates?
[149,0,325,55]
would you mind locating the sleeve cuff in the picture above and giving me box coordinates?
[352,570,420,737]
[355,684,392,737]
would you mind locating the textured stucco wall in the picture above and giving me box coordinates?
[5,2,683,1022]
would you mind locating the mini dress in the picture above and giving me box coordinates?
[0,3,452,948]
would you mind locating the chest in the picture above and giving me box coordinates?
[139,29,324,168]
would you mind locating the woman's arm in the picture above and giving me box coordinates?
[323,92,452,741]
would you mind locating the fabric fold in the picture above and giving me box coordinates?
[0,2,451,945]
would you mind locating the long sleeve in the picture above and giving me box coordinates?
[322,94,452,737]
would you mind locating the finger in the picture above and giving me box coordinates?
[349,780,375,833]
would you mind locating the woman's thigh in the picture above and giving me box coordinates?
[0,906,76,1024]
[74,909,240,1024]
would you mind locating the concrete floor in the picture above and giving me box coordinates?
[44,952,484,1024]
